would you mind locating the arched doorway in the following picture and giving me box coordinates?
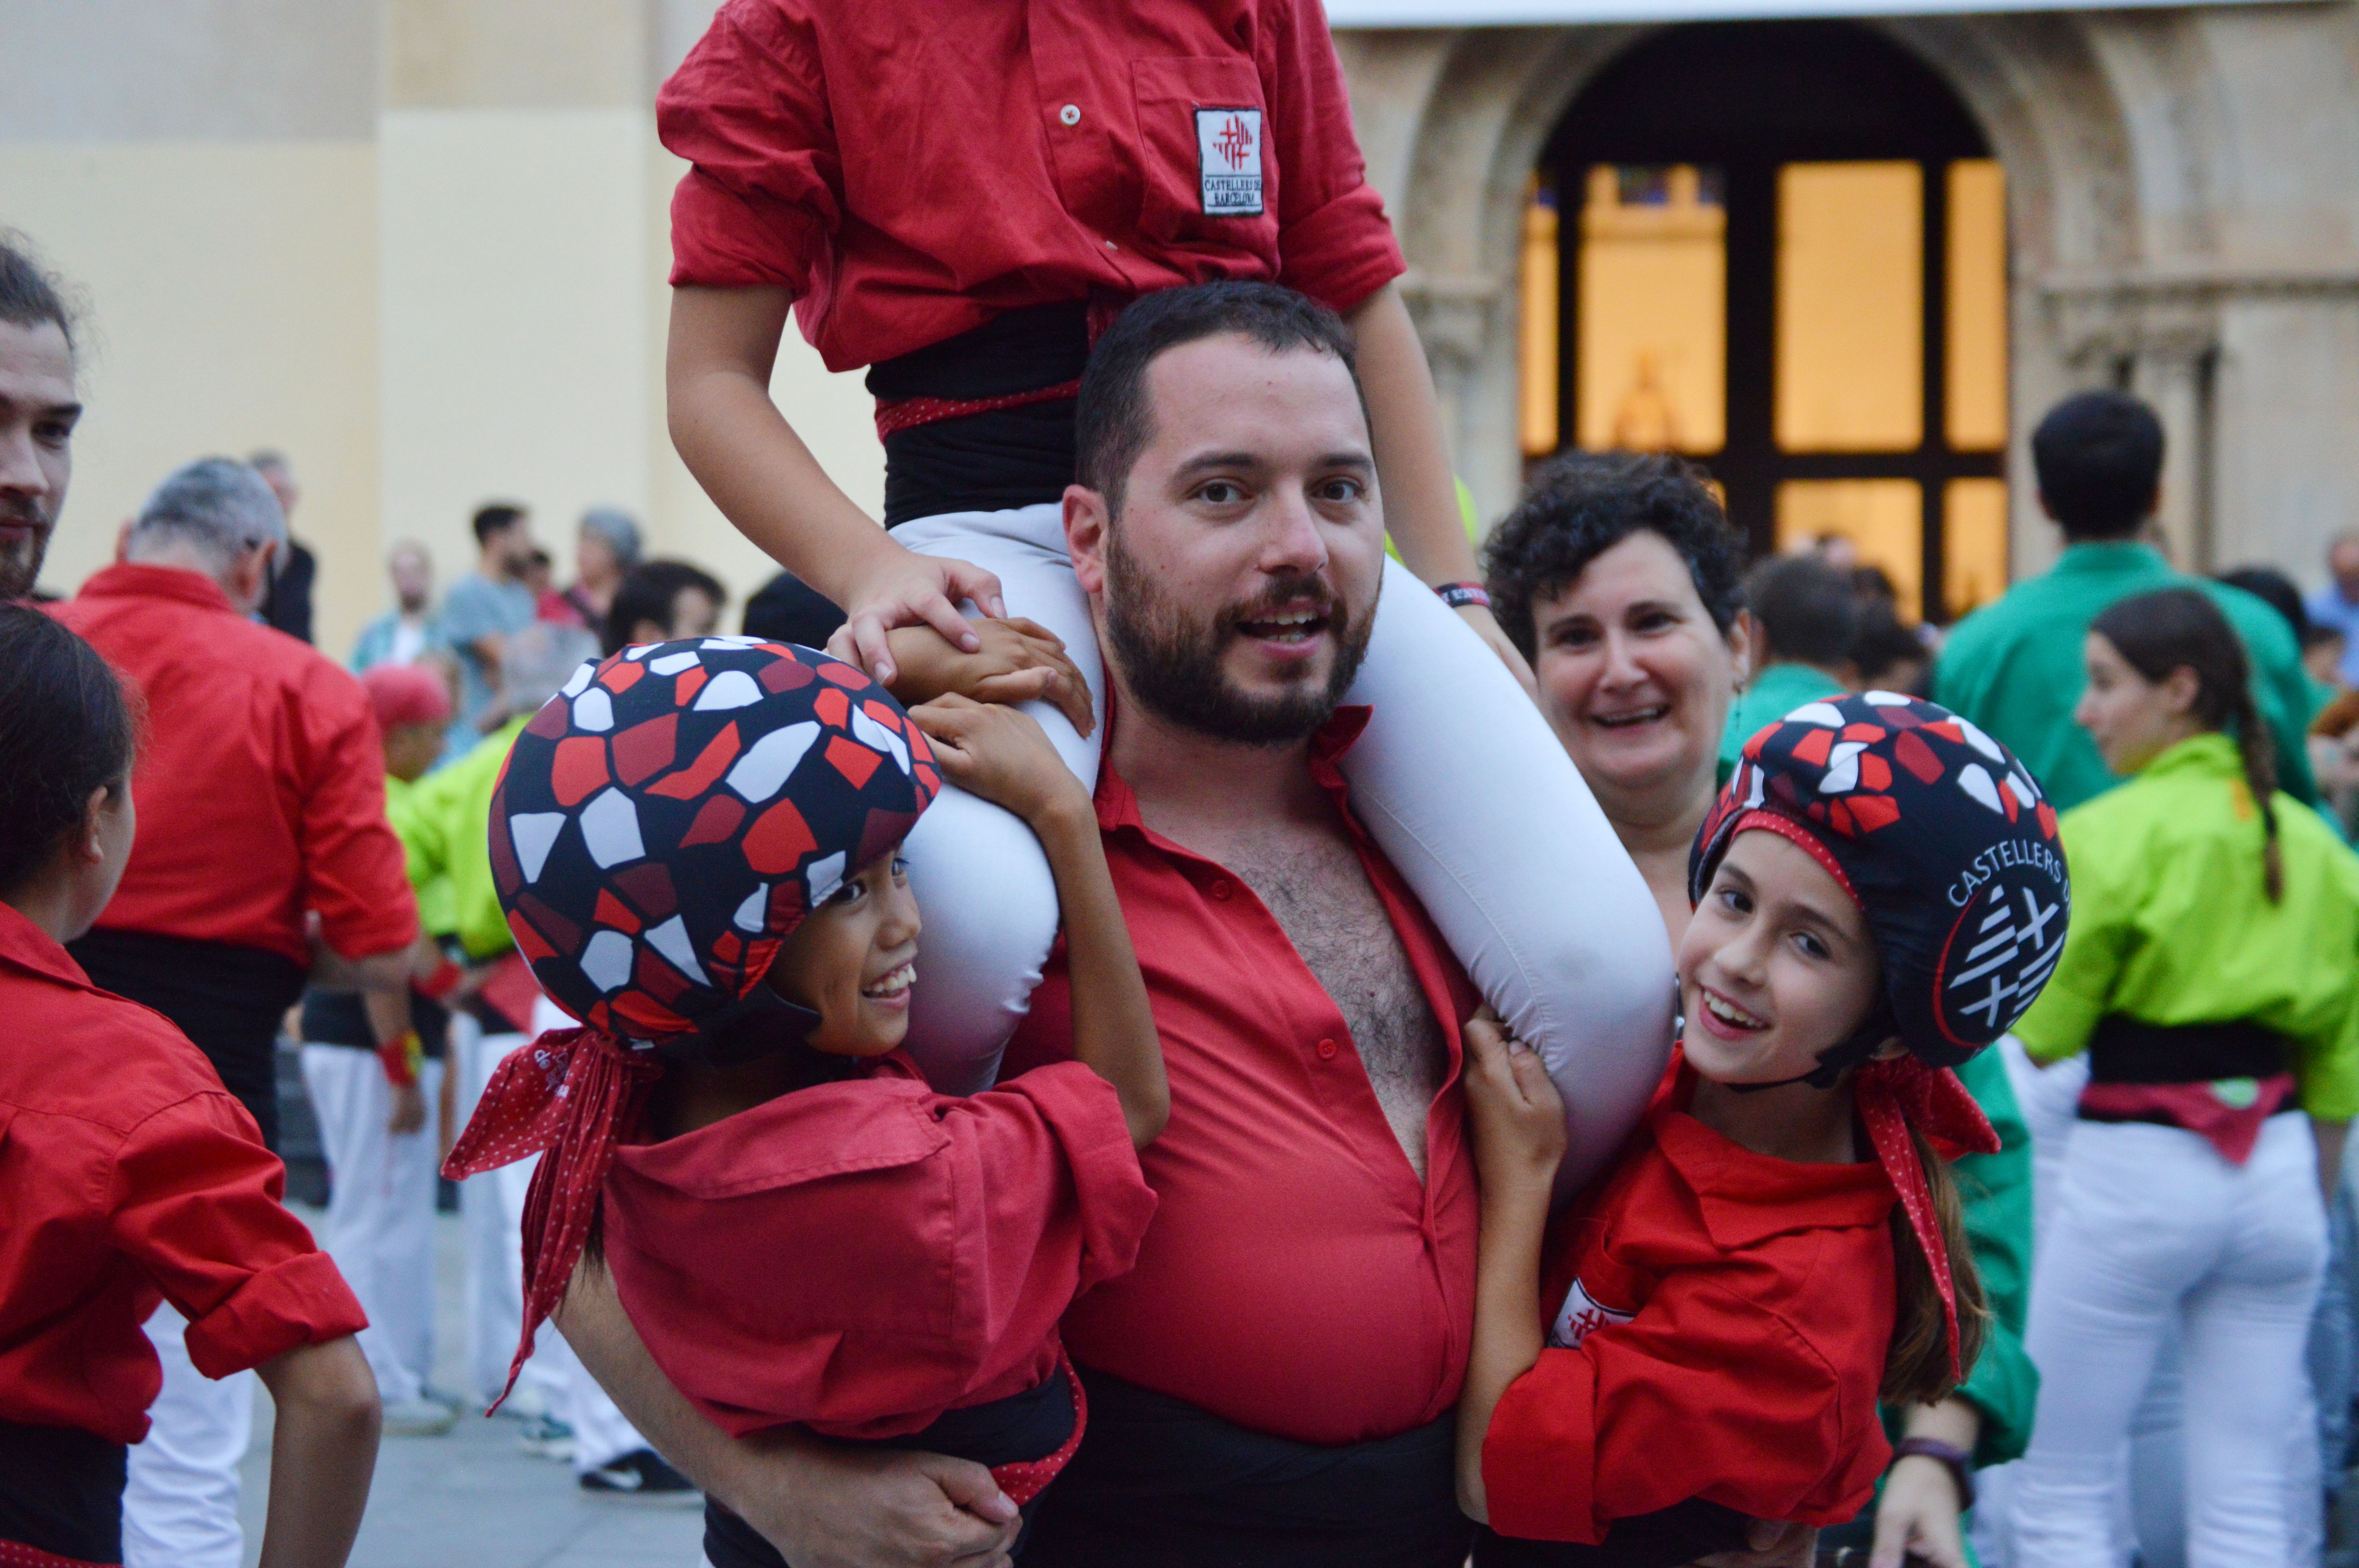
[1521,21,2012,621]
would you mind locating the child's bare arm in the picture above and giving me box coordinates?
[1456,1013,1566,1522]
[909,696,1167,1149]
[882,618,1095,739]
[666,285,1001,684]
[252,1335,380,1568]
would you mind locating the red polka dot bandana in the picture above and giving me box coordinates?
[1692,691,2066,1385]
[443,636,940,1408]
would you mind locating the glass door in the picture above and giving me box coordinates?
[1534,22,2012,622]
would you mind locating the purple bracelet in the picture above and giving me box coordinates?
[1890,1436,1976,1512]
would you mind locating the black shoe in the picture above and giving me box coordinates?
[579,1447,701,1505]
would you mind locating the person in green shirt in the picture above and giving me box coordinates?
[1932,391,2317,813]
[1719,552,1856,779]
[2009,587,2356,1568]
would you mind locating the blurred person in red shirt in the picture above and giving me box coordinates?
[296,664,462,1440]
[0,234,78,603]
[0,604,381,1568]
[52,456,419,1568]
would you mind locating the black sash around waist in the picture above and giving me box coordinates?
[1020,1364,1472,1568]
[870,302,1088,527]
[298,988,450,1060]
[703,1370,1077,1568]
[0,1417,127,1564]
[67,927,307,1153]
[2088,1016,2291,1085]
[1473,1501,1750,1568]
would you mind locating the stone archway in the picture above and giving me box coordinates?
[1339,15,2153,573]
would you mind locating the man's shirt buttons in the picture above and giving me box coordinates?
[1317,1038,1339,1061]
[1060,103,1083,127]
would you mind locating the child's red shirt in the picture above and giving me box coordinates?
[601,1053,1154,1441]
[0,904,368,1446]
[1482,1056,1899,1544]
[657,0,1406,372]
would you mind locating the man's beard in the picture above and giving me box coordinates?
[0,497,55,601]
[1103,529,1377,747]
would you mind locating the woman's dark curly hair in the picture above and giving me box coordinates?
[1482,452,1747,662]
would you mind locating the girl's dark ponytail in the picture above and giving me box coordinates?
[1883,1122,1990,1407]
[2090,587,2283,903]
[0,605,139,893]
[2225,680,2284,900]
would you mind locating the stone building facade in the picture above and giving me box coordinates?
[4,2,2354,646]
[1333,5,2359,592]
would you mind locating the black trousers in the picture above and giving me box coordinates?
[1018,1365,1473,1568]
[68,929,306,1153]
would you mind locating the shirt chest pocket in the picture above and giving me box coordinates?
[1130,58,1281,263]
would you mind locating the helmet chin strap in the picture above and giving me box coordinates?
[1722,999,1897,1094]
[656,985,825,1070]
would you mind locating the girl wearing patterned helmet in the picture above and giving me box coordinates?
[1452,693,2069,1567]
[442,637,1165,1567]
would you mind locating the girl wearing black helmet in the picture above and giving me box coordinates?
[1454,693,2070,1568]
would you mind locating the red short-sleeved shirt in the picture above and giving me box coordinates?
[1481,1057,1901,1544]
[602,1055,1154,1441]
[53,563,419,966]
[658,0,1407,371]
[1000,706,1481,1446]
[0,905,367,1445]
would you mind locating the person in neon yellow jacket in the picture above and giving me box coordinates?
[2010,586,2359,1568]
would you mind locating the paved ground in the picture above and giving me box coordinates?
[235,1206,706,1568]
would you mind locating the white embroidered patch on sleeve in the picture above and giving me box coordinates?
[1548,1276,1637,1351]
[1195,108,1264,216]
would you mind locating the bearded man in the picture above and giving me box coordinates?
[0,237,78,602]
[557,283,1805,1568]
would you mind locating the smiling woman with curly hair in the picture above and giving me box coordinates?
[1484,452,1750,942]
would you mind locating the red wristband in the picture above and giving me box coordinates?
[417,956,464,1002]
[1436,581,1492,611]
[376,1030,423,1089]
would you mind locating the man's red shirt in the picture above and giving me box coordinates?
[0,904,367,1445]
[1481,1056,1899,1544]
[54,563,418,965]
[1001,707,1480,1447]
[658,0,1406,372]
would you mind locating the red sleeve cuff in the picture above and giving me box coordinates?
[1001,1063,1157,1296]
[183,1250,369,1379]
[1278,183,1407,317]
[318,901,418,965]
[669,167,825,292]
[1483,1348,1609,1544]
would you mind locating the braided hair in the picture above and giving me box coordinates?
[2090,588,2282,901]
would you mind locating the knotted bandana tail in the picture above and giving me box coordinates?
[442,1026,662,1410]
[1852,1056,2000,1386]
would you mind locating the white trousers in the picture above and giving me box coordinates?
[462,996,649,1472]
[453,1016,570,1416]
[2014,1114,2327,1568]
[122,1310,253,1568]
[299,1045,442,1405]
[893,504,1673,1193]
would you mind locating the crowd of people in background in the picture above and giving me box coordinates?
[11,103,2359,1564]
